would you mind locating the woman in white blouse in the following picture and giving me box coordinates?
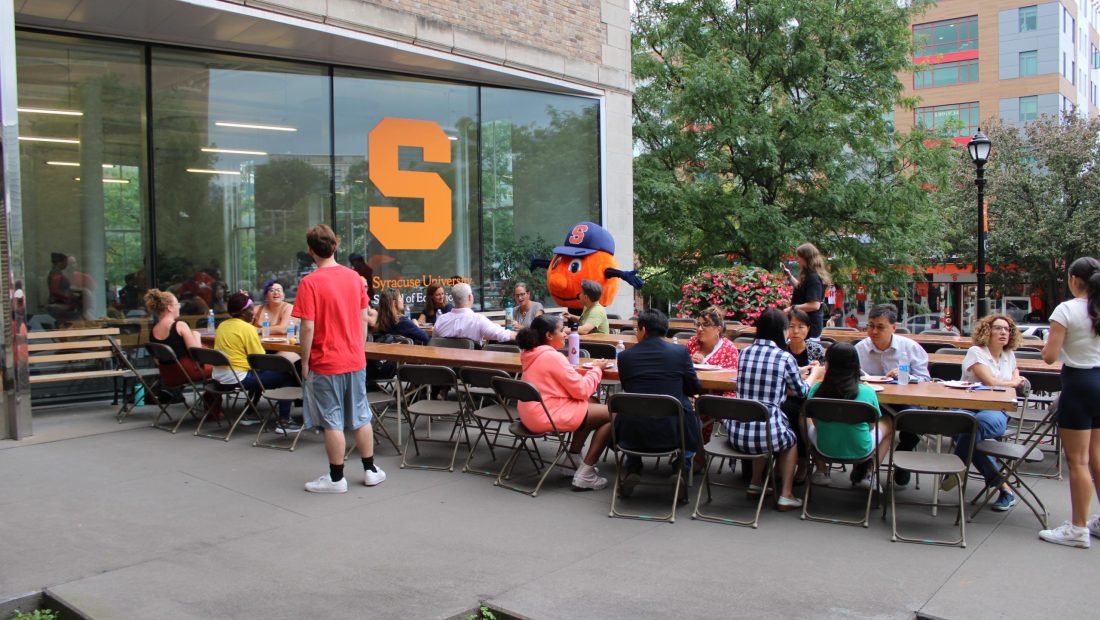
[945,314,1025,512]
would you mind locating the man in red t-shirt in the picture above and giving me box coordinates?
[294,224,386,493]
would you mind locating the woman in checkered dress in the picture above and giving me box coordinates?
[731,308,826,509]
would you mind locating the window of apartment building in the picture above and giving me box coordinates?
[913,15,978,57]
[1020,50,1038,76]
[1019,95,1039,122]
[1073,60,1077,84]
[1093,45,1100,69]
[914,59,979,88]
[1019,5,1037,32]
[915,102,980,137]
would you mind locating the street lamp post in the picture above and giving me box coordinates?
[968,129,992,320]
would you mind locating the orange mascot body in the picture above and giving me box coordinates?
[531,222,643,313]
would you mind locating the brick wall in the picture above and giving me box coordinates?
[374,0,605,64]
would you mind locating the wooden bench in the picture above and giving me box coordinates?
[27,327,127,385]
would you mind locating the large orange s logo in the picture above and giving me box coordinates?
[369,118,453,250]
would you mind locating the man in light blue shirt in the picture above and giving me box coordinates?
[854,303,930,488]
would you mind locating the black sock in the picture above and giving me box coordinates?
[362,456,376,472]
[329,463,344,483]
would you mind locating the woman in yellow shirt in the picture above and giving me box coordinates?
[214,292,295,428]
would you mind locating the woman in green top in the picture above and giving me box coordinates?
[805,342,894,489]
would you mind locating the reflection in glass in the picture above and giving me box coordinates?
[480,88,600,308]
[16,33,147,327]
[333,70,478,310]
[151,50,330,315]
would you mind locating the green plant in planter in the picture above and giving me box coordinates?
[465,605,497,620]
[675,266,792,325]
[10,609,59,620]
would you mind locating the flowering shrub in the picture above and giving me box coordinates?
[675,266,792,325]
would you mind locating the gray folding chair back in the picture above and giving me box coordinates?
[489,376,571,496]
[247,353,305,451]
[459,367,517,476]
[429,336,477,350]
[483,343,521,354]
[894,327,910,334]
[396,364,468,472]
[884,409,977,547]
[1014,349,1042,359]
[619,329,636,336]
[607,392,686,523]
[734,336,755,345]
[669,328,696,339]
[109,336,162,424]
[929,362,961,382]
[829,326,858,332]
[921,329,958,336]
[799,398,880,527]
[145,342,205,433]
[188,346,258,442]
[818,336,837,345]
[1015,346,1042,354]
[584,343,617,360]
[691,395,775,528]
[936,347,967,355]
[1014,370,1062,479]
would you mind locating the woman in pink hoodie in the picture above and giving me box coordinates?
[517,314,612,491]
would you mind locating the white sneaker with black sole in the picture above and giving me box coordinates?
[305,474,348,494]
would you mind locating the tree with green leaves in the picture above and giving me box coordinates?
[632,0,956,304]
[936,111,1100,314]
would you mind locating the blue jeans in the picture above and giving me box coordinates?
[242,370,293,418]
[954,410,1008,488]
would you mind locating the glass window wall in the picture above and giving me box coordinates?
[151,49,330,315]
[16,33,147,327]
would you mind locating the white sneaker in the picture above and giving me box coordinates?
[1039,521,1091,548]
[1087,515,1100,539]
[571,464,608,491]
[305,474,347,494]
[777,495,803,511]
[811,471,832,487]
[364,467,387,487]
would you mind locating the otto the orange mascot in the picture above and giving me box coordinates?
[531,221,644,313]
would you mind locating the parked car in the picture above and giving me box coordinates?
[901,313,964,335]
[1016,323,1050,342]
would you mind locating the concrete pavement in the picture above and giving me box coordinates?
[1,403,1097,619]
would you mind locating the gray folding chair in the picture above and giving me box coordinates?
[1012,371,1062,479]
[459,367,519,477]
[734,336,755,346]
[490,377,572,497]
[608,392,686,524]
[429,336,477,350]
[397,364,469,472]
[883,409,977,548]
[691,396,776,528]
[800,398,881,528]
[109,336,162,423]
[188,347,258,442]
[584,343,617,360]
[970,397,1058,528]
[483,343,521,354]
[935,347,967,356]
[246,353,304,451]
[145,343,206,434]
[1014,350,1042,359]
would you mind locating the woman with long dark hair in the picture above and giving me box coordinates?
[516,314,612,491]
[1039,257,1100,548]
[373,288,428,344]
[417,282,453,325]
[805,343,893,488]
[730,308,825,509]
[783,243,832,339]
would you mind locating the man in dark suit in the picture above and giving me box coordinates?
[615,309,702,496]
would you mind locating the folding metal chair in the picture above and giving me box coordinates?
[935,347,967,356]
[188,347,259,442]
[429,336,477,350]
[246,353,304,451]
[145,343,206,433]
[800,398,881,528]
[608,392,686,524]
[883,409,977,548]
[1014,371,1062,479]
[460,367,518,476]
[969,397,1058,528]
[397,364,469,471]
[489,376,572,496]
[929,362,961,382]
[691,396,776,528]
[108,337,162,423]
[483,343,521,354]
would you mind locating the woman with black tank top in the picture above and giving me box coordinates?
[783,243,831,339]
[146,289,220,415]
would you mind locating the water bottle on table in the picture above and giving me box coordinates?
[261,311,271,338]
[615,339,626,361]
[287,319,297,345]
[206,309,216,334]
[897,353,910,386]
[568,328,581,366]
[504,300,514,330]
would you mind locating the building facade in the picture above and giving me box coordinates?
[895,0,1100,138]
[0,0,634,438]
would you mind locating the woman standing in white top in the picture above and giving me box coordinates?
[946,314,1024,512]
[1039,257,1100,548]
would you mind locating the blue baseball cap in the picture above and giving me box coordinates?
[553,222,615,257]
